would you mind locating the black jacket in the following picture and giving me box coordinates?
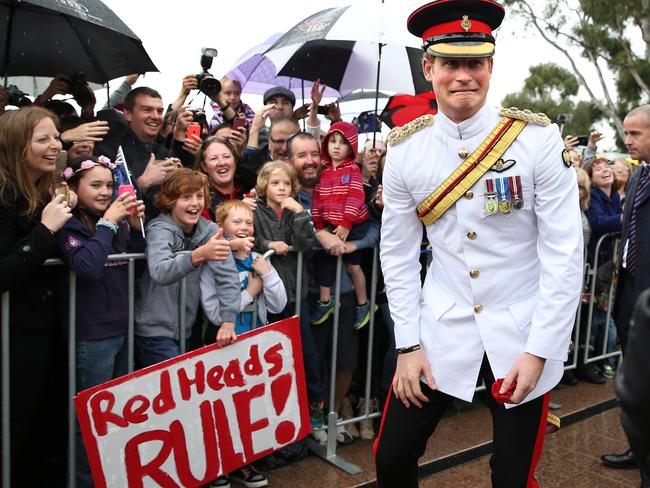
[0,186,61,331]
[616,288,650,483]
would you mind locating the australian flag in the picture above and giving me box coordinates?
[112,146,133,200]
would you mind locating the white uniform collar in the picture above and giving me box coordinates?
[436,104,494,140]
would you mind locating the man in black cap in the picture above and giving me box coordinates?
[263,86,296,120]
[375,0,584,486]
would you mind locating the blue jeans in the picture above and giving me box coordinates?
[268,299,327,403]
[591,310,618,366]
[76,335,127,488]
[135,335,191,368]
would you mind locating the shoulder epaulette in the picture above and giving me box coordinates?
[387,114,435,146]
[498,107,551,126]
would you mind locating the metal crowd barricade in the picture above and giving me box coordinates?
[0,252,195,488]
[1,234,623,485]
[301,243,380,474]
[581,233,623,366]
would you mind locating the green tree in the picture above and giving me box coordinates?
[502,63,601,136]
[503,0,650,144]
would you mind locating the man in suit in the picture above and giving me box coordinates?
[602,104,650,472]
[374,0,584,486]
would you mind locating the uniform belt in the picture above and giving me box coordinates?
[417,117,527,225]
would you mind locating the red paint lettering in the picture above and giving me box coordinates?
[224,359,245,388]
[153,370,176,415]
[170,401,220,486]
[270,373,292,416]
[244,344,263,376]
[89,390,127,437]
[264,343,284,377]
[206,364,224,391]
[177,360,206,401]
[233,384,272,461]
[212,399,244,471]
[124,430,177,488]
[275,420,296,445]
[123,395,150,425]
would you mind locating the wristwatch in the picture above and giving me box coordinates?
[396,344,421,355]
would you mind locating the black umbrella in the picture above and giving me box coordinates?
[0,0,157,84]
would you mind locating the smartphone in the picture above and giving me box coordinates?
[118,184,138,215]
[187,122,201,140]
[576,135,589,146]
[54,185,69,203]
[317,104,330,115]
[232,118,246,132]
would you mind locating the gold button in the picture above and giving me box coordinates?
[467,231,477,240]
[469,269,480,279]
[474,304,483,314]
[464,191,474,199]
[458,148,470,159]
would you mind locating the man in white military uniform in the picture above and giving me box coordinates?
[374,0,584,486]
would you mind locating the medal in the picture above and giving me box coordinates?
[484,179,498,215]
[496,178,511,214]
[511,175,523,211]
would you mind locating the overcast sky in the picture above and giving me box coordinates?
[96,0,618,147]
[97,1,555,103]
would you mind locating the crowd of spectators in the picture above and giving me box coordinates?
[0,71,636,487]
[0,73,393,488]
[562,133,637,386]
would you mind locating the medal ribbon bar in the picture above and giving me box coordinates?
[416,117,528,225]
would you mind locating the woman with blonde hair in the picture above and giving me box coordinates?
[0,106,72,486]
[574,166,591,247]
[611,157,633,201]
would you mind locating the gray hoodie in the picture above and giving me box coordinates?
[134,213,239,340]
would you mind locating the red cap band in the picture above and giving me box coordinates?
[422,18,492,41]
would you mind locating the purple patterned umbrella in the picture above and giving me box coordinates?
[225,33,342,99]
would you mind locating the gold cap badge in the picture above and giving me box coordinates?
[461,15,472,32]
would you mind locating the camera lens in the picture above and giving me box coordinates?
[199,77,221,97]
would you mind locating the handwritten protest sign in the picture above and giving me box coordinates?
[75,317,309,488]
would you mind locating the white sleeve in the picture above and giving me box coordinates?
[526,125,584,360]
[380,146,424,348]
[260,265,288,314]
[305,119,321,142]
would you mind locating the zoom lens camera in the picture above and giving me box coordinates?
[196,47,221,97]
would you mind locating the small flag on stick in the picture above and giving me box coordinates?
[114,146,145,238]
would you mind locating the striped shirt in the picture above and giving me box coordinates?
[312,159,368,230]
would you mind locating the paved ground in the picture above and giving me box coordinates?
[264,379,644,487]
[422,408,641,487]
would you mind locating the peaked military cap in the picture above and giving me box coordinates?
[407,0,505,58]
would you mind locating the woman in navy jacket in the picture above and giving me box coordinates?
[585,158,623,266]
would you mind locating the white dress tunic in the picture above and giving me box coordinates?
[380,104,584,406]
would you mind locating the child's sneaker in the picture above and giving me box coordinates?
[336,424,354,445]
[230,465,268,488]
[310,298,334,325]
[602,363,615,379]
[310,400,325,430]
[353,303,377,330]
[209,476,231,488]
[311,428,328,445]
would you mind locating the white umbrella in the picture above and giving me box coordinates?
[225,33,341,99]
[263,4,429,96]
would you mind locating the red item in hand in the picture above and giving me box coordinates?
[491,378,516,404]
[118,184,137,215]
